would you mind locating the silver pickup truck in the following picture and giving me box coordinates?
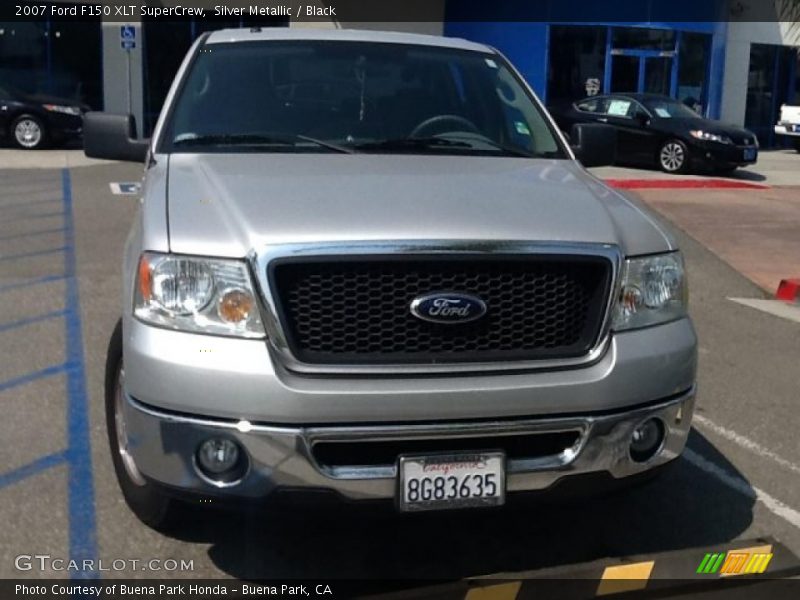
[85,29,696,529]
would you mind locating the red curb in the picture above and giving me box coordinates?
[776,279,800,302]
[605,178,769,190]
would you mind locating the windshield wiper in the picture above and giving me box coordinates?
[172,133,355,153]
[351,137,474,152]
[434,134,547,159]
[351,135,550,158]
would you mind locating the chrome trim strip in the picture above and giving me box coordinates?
[249,240,622,375]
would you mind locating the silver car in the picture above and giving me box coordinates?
[85,28,696,529]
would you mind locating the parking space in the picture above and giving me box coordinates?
[1,156,799,586]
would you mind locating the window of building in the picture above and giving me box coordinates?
[677,32,710,115]
[50,18,103,109]
[0,7,101,109]
[546,25,607,106]
[0,22,49,97]
[745,43,797,146]
[612,28,676,51]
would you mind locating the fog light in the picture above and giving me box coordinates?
[196,438,241,478]
[629,418,665,463]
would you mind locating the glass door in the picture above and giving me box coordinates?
[644,56,672,95]
[611,52,674,95]
[610,55,640,93]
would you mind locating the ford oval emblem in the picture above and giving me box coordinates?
[410,292,487,324]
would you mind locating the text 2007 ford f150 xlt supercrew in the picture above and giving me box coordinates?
[84,29,696,529]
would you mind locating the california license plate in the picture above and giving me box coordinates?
[398,452,505,512]
[743,147,756,161]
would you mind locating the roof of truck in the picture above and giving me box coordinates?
[204,27,494,54]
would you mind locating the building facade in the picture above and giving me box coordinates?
[1,0,798,143]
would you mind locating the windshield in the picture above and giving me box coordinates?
[643,98,702,120]
[160,40,566,158]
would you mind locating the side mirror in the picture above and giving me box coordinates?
[635,112,651,126]
[83,112,149,162]
[570,123,617,168]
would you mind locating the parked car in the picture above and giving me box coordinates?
[774,103,800,152]
[84,29,696,529]
[0,85,88,149]
[551,93,758,174]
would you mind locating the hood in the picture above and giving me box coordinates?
[165,154,673,258]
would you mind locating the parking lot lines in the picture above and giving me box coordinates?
[693,414,800,477]
[61,167,98,579]
[0,168,97,579]
[0,309,68,334]
[0,226,68,242]
[0,246,70,262]
[0,273,68,293]
[0,450,68,489]
[0,362,70,394]
[683,449,800,531]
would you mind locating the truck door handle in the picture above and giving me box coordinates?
[597,117,608,123]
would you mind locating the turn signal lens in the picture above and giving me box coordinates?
[137,255,152,302]
[217,289,255,323]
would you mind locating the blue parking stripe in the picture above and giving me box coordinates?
[0,246,69,261]
[61,168,98,580]
[0,227,67,242]
[0,363,68,393]
[0,198,60,210]
[0,210,66,223]
[0,274,67,294]
[0,451,68,489]
[0,310,67,334]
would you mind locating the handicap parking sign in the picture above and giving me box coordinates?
[120,26,136,50]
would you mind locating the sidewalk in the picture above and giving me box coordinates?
[0,147,109,169]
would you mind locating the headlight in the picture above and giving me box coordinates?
[689,130,732,144]
[613,252,687,331]
[134,253,265,338]
[42,104,81,116]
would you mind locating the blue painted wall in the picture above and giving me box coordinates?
[444,0,728,119]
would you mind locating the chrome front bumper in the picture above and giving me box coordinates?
[123,387,695,501]
[774,125,800,137]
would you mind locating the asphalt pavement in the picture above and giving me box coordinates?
[0,157,799,587]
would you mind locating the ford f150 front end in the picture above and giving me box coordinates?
[85,28,697,528]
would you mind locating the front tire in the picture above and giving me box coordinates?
[794,138,800,153]
[658,139,689,173]
[105,320,178,531]
[12,114,46,149]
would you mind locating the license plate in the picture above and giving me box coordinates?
[743,148,756,161]
[398,452,505,512]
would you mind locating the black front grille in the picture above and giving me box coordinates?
[270,255,612,365]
